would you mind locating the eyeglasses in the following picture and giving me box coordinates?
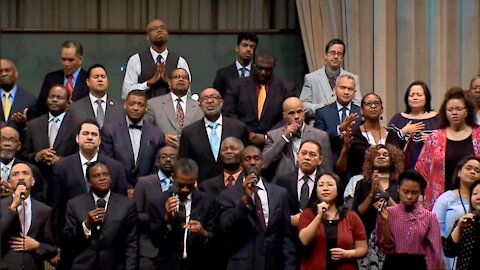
[200,95,221,102]
[148,25,167,32]
[327,51,344,57]
[0,137,19,144]
[172,74,189,80]
[159,154,177,160]
[362,101,382,107]
[446,107,466,113]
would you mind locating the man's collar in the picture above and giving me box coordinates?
[79,151,99,165]
[336,101,352,111]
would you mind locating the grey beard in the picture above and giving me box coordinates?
[0,150,15,162]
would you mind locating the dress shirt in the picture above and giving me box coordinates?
[204,115,223,142]
[126,117,143,163]
[235,60,251,77]
[82,191,111,236]
[89,93,107,118]
[223,170,242,187]
[297,170,315,201]
[122,47,191,99]
[182,193,192,258]
[63,67,81,88]
[48,111,66,140]
[171,92,187,115]
[245,178,269,225]
[0,158,14,181]
[79,151,99,180]
[335,102,352,136]
[1,86,17,108]
[157,170,172,192]
[16,195,32,234]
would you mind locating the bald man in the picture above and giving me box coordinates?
[1,58,36,131]
[179,88,249,182]
[122,18,191,99]
[263,97,333,180]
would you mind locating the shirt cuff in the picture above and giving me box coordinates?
[337,126,342,136]
[82,221,92,238]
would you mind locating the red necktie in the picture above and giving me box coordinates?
[176,98,185,127]
[66,75,74,97]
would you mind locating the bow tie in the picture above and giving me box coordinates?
[129,124,142,130]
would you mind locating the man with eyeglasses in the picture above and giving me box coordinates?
[300,38,362,122]
[179,88,249,183]
[314,74,362,162]
[122,18,191,99]
[146,68,203,148]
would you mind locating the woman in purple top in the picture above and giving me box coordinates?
[386,81,438,169]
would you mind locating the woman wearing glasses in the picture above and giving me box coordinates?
[416,87,480,210]
[386,81,439,169]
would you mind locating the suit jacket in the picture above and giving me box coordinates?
[178,117,249,182]
[149,189,217,270]
[222,76,296,134]
[47,153,128,241]
[313,102,362,161]
[0,87,36,131]
[212,62,240,97]
[300,66,362,118]
[199,172,244,198]
[145,93,203,135]
[133,174,163,259]
[100,117,165,187]
[263,125,333,180]
[63,192,138,270]
[33,69,89,118]
[0,196,57,270]
[69,94,124,126]
[218,179,295,270]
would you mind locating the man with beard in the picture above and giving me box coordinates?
[134,145,178,270]
[122,19,191,99]
[145,68,203,147]
[0,58,36,131]
[179,88,249,182]
[0,126,43,200]
[213,33,258,97]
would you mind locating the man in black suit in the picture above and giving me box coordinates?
[217,146,295,270]
[21,85,78,196]
[179,88,249,183]
[134,145,178,270]
[314,74,361,161]
[69,64,124,128]
[33,41,89,118]
[149,158,216,270]
[47,119,128,242]
[0,163,57,270]
[222,51,297,147]
[1,58,36,131]
[62,161,138,270]
[101,90,165,196]
[199,137,244,197]
[212,33,258,97]
[274,140,325,268]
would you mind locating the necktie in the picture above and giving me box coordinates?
[299,176,310,210]
[178,200,187,225]
[19,200,31,234]
[83,161,91,191]
[66,75,74,96]
[95,99,105,127]
[226,175,234,187]
[49,117,59,147]
[176,98,185,127]
[160,178,171,191]
[254,187,266,231]
[3,92,11,120]
[240,67,246,78]
[156,55,163,64]
[128,124,142,130]
[1,165,10,181]
[340,107,347,123]
[209,122,220,160]
[257,85,266,120]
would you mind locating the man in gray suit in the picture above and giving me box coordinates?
[69,64,124,127]
[145,68,202,147]
[299,39,362,121]
[263,97,333,180]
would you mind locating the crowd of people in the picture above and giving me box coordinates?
[2,17,480,270]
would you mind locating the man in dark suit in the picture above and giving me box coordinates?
[314,74,361,161]
[47,119,128,242]
[222,51,296,147]
[179,88,249,182]
[101,90,165,195]
[212,33,258,97]
[62,161,138,270]
[33,41,89,118]
[21,85,78,196]
[263,97,333,180]
[274,140,325,268]
[1,58,36,132]
[149,158,217,270]
[0,163,57,270]
[69,64,124,128]
[217,146,295,270]
[134,145,178,270]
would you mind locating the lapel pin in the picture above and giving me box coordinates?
[109,101,114,106]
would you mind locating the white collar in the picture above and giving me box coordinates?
[79,151,99,165]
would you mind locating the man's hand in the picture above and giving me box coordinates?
[147,63,170,86]
[283,122,301,139]
[9,236,40,251]
[338,113,359,132]
[165,134,180,147]
[35,148,58,165]
[341,128,353,148]
[11,108,28,128]
[186,220,208,237]
[165,196,180,223]
[290,212,302,227]
[84,208,106,229]
[9,183,27,210]
[250,133,266,147]
[127,188,135,198]
[242,173,257,204]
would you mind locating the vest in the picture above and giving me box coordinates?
[138,49,180,99]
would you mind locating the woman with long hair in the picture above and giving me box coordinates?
[299,172,367,270]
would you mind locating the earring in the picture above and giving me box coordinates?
[380,115,383,121]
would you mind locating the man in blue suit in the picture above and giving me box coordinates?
[313,74,362,161]
[218,146,295,270]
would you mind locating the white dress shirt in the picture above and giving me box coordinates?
[126,117,143,163]
[82,191,111,236]
[89,93,107,118]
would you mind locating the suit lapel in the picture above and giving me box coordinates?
[53,112,71,148]
[104,95,120,122]
[73,154,88,192]
[101,194,119,232]
[184,98,200,127]
[261,78,278,120]
[161,95,181,133]
[40,115,51,149]
[318,67,333,101]
[246,78,259,118]
[265,182,276,228]
[289,172,301,212]
[137,122,151,166]
[119,120,136,165]
[196,121,216,161]
[229,63,239,80]
[81,97,96,120]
